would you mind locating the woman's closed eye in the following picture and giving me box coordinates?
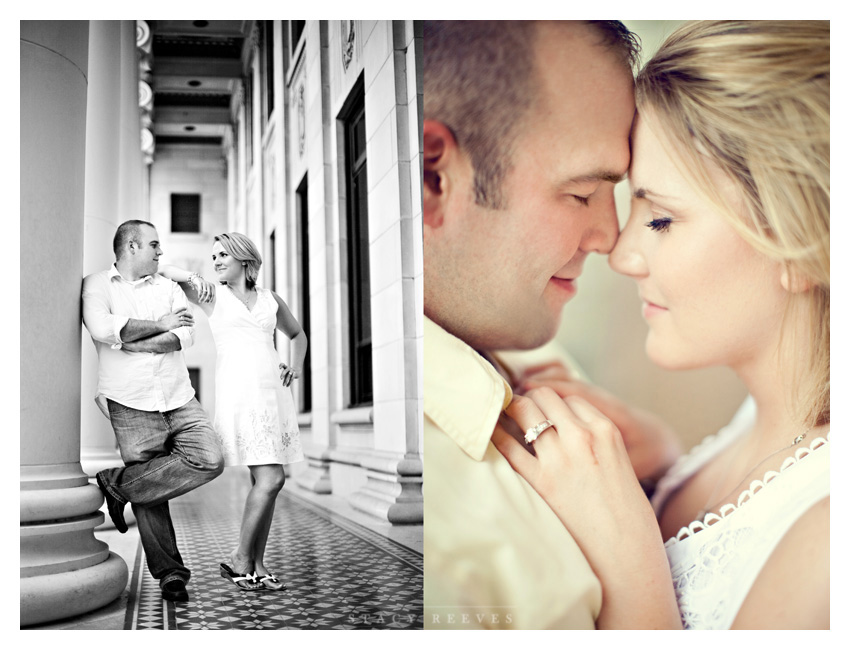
[645,216,673,233]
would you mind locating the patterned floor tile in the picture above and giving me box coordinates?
[125,471,422,630]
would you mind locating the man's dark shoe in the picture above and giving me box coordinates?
[95,472,128,534]
[161,579,189,602]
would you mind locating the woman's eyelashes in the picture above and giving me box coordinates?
[645,214,673,233]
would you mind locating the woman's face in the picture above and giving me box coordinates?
[211,241,243,283]
[609,113,788,372]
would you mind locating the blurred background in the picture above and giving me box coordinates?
[554,20,749,451]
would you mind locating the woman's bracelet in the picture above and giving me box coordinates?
[187,272,201,285]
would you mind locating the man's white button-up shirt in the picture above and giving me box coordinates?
[82,265,195,417]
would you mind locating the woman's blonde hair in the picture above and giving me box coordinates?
[215,232,263,288]
[637,20,829,426]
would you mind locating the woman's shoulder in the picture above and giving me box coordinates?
[731,496,829,629]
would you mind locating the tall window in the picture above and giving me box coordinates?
[343,80,372,407]
[296,175,312,413]
[170,193,200,233]
[263,21,275,121]
[245,73,254,169]
[290,21,305,54]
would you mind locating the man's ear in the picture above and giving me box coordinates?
[424,119,460,229]
[780,264,814,294]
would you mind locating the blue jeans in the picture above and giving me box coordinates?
[102,397,223,587]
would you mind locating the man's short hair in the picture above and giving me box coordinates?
[113,220,155,260]
[424,21,640,209]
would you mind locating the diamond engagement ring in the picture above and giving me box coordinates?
[524,419,554,445]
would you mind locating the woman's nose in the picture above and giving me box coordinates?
[609,210,647,278]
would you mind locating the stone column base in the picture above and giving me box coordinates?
[347,452,423,525]
[20,463,129,626]
[21,552,128,627]
[294,447,333,494]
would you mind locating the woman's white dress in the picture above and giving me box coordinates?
[208,285,304,467]
[651,397,829,629]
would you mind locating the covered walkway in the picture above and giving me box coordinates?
[20,20,423,629]
[25,468,423,630]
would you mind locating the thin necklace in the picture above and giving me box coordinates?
[227,284,255,308]
[695,426,812,521]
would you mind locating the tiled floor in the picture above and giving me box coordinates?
[26,467,423,630]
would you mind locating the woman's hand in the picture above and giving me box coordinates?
[188,274,216,303]
[518,372,681,482]
[279,363,300,388]
[492,387,681,629]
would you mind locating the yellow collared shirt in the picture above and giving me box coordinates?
[424,317,601,629]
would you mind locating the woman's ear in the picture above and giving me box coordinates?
[780,264,814,294]
[424,120,459,228]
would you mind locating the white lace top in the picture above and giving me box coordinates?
[651,398,830,630]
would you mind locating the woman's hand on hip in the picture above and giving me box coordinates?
[279,362,300,388]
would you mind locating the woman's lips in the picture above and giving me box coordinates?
[642,299,668,318]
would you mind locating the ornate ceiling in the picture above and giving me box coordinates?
[139,20,251,152]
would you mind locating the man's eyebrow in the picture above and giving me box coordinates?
[563,170,627,186]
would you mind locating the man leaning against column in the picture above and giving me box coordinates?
[81,219,223,603]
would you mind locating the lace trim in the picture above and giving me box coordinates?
[664,433,829,547]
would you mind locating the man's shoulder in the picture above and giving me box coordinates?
[150,272,177,286]
[82,268,112,290]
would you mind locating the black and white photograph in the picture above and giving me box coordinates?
[20,19,424,630]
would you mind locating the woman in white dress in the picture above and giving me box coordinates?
[161,232,307,592]
[493,21,829,629]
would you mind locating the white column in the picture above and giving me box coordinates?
[118,21,144,222]
[348,21,423,524]
[295,23,334,495]
[80,20,142,530]
[80,20,123,478]
[21,20,128,626]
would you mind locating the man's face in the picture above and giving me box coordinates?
[131,224,162,277]
[426,23,635,351]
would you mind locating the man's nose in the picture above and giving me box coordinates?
[581,192,620,255]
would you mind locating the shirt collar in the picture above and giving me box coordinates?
[109,264,155,285]
[424,316,512,461]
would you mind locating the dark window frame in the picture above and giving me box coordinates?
[296,175,312,413]
[263,20,275,123]
[341,77,372,407]
[170,193,201,233]
[290,21,306,54]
